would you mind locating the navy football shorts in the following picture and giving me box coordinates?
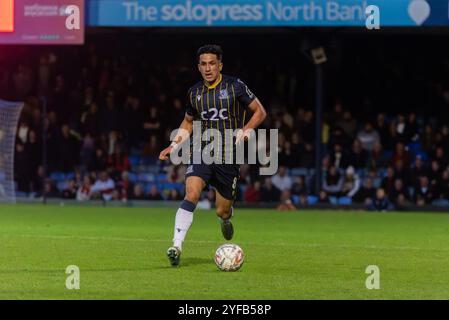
[185,164,240,201]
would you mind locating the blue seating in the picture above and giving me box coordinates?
[432,199,449,207]
[50,172,65,181]
[137,173,155,182]
[144,183,156,194]
[290,167,308,176]
[307,195,318,205]
[291,195,300,205]
[156,173,168,183]
[65,172,75,180]
[127,172,138,183]
[142,156,158,166]
[56,181,68,191]
[329,196,338,205]
[338,197,352,205]
[129,155,141,167]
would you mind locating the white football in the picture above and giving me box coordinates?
[214,243,244,271]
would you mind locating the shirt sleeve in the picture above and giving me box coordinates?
[234,78,256,106]
[186,88,197,117]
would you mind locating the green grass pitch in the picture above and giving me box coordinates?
[1,204,449,299]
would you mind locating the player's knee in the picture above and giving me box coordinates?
[185,187,201,204]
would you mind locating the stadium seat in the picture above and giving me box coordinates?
[144,183,156,194]
[146,165,160,174]
[290,167,308,176]
[65,172,75,180]
[338,197,352,205]
[291,195,300,205]
[129,155,141,167]
[407,141,422,155]
[127,172,138,183]
[307,195,318,205]
[50,172,65,181]
[431,199,449,207]
[56,181,68,191]
[329,196,338,205]
[137,173,155,182]
[142,156,158,166]
[156,173,168,182]
[0,172,5,181]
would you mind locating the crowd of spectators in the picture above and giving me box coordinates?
[2,35,449,211]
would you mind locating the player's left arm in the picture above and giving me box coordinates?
[234,79,267,143]
[243,98,267,132]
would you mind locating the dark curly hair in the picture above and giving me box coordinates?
[197,44,223,62]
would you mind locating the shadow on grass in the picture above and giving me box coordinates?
[153,257,214,270]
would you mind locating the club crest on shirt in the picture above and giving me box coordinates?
[218,89,229,99]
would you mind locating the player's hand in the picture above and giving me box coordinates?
[235,128,251,145]
[159,145,174,161]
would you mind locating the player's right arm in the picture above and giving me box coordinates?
[159,87,197,161]
[159,113,194,161]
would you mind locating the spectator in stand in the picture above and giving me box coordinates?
[388,178,410,206]
[291,175,307,197]
[43,179,60,198]
[261,178,281,202]
[405,113,419,142]
[271,166,293,192]
[123,95,144,149]
[381,166,396,195]
[323,165,343,197]
[90,148,108,172]
[277,190,297,211]
[341,166,361,199]
[369,188,394,212]
[329,142,350,170]
[244,180,262,203]
[394,114,408,142]
[375,113,390,150]
[167,189,183,201]
[130,184,147,200]
[367,142,388,169]
[348,139,368,169]
[435,170,449,200]
[433,147,448,170]
[422,124,434,153]
[428,160,442,187]
[80,102,100,137]
[390,141,411,169]
[76,175,92,201]
[353,177,376,205]
[91,171,115,201]
[393,159,410,186]
[329,126,350,150]
[409,155,428,188]
[143,106,161,140]
[318,190,330,203]
[337,111,357,139]
[117,171,133,201]
[62,179,77,199]
[357,122,380,152]
[58,124,79,173]
[414,176,435,206]
[148,185,163,201]
[107,143,130,179]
